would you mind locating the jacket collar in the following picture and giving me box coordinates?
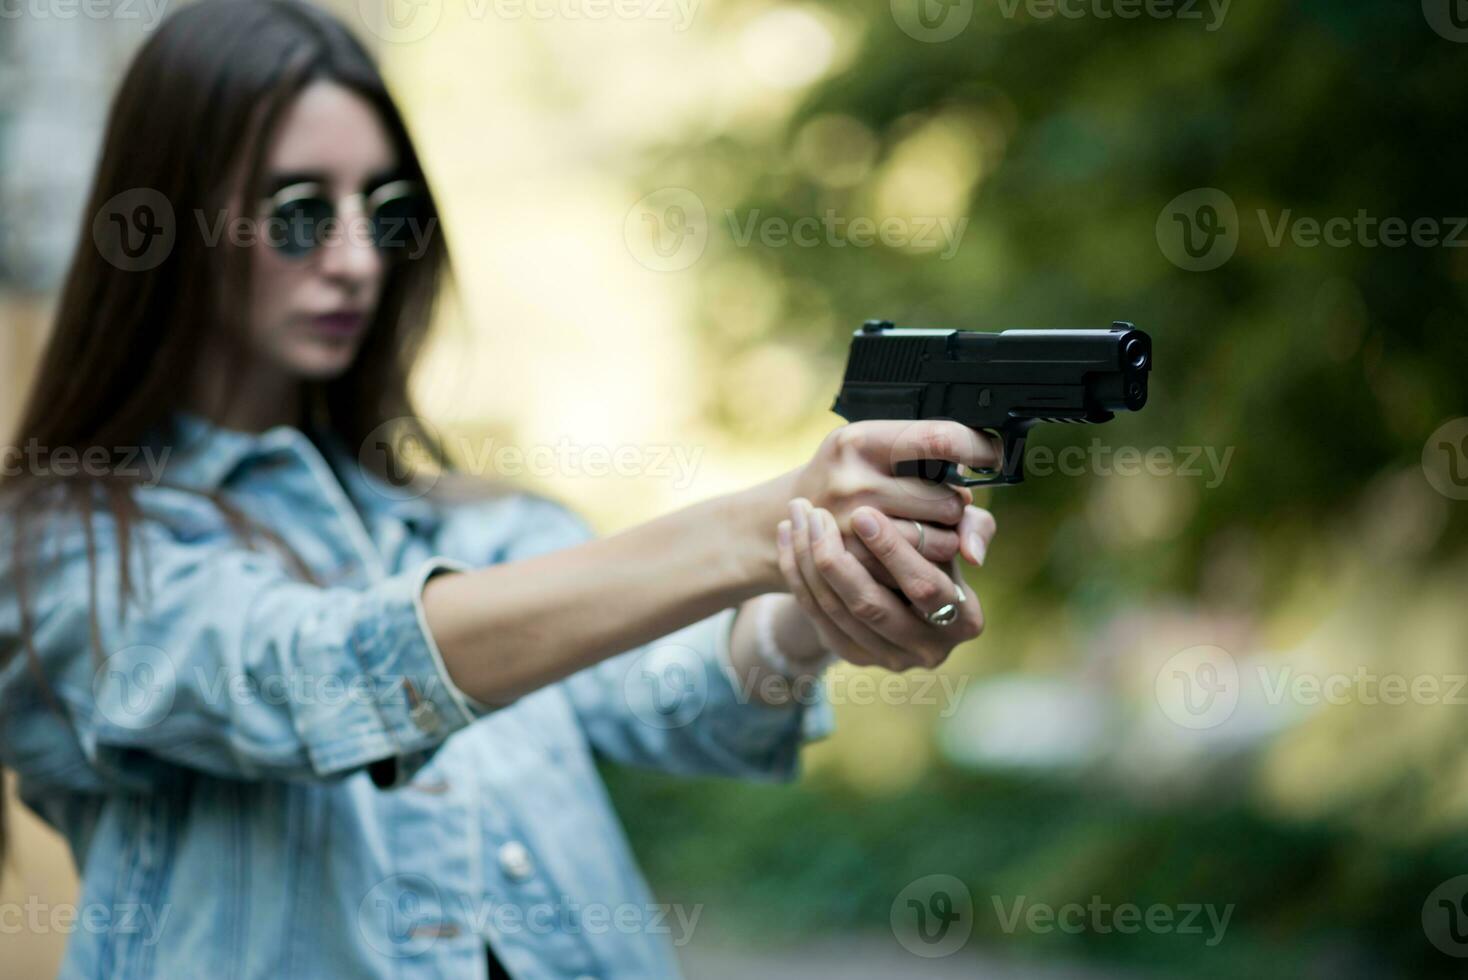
[152,412,442,533]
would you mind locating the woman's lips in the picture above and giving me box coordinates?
[309,311,366,338]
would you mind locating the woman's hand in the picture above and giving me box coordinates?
[782,421,1001,587]
[720,418,998,598]
[774,497,995,671]
[798,419,1004,566]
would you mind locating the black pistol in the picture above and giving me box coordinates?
[831,320,1152,486]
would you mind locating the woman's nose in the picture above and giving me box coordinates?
[316,198,383,288]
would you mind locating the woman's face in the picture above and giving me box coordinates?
[246,81,398,381]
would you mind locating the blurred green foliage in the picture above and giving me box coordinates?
[610,0,1468,974]
[606,761,1468,978]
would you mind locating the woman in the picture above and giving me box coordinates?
[0,1,997,976]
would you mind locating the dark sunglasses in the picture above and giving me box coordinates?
[258,179,432,259]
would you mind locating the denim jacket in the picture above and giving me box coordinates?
[0,414,832,979]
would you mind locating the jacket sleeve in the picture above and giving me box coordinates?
[0,507,481,795]
[499,495,834,783]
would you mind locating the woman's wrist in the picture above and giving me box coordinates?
[727,593,833,707]
[716,469,801,598]
[754,593,836,675]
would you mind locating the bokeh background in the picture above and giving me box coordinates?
[3,0,1467,976]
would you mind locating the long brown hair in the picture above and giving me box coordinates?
[1,0,457,868]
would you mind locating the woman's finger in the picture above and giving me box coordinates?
[943,555,987,641]
[790,500,914,669]
[777,520,876,667]
[847,506,965,622]
[803,505,944,670]
[835,419,1002,477]
[840,483,971,527]
[843,519,959,591]
[956,504,997,566]
[847,518,961,567]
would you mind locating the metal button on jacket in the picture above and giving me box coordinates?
[498,841,536,882]
[410,696,442,735]
[399,676,443,736]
